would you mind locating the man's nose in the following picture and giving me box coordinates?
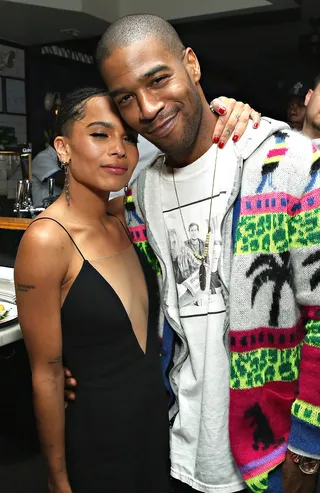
[138,90,165,120]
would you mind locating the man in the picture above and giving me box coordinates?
[303,75,320,147]
[286,81,307,131]
[96,15,320,493]
[32,142,64,206]
[66,14,320,493]
[185,223,205,258]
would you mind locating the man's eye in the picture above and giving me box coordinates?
[152,76,168,86]
[90,132,107,138]
[119,95,133,105]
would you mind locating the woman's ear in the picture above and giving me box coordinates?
[54,136,70,164]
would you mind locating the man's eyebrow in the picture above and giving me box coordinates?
[86,121,115,129]
[109,64,170,99]
[140,64,170,79]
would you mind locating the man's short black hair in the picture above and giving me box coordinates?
[314,74,320,89]
[96,14,185,67]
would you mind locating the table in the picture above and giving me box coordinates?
[0,216,31,231]
[0,266,21,347]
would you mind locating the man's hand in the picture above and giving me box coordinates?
[64,367,76,408]
[282,453,318,493]
[209,97,261,148]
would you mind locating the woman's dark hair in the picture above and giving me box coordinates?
[54,87,109,137]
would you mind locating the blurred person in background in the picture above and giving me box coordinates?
[32,138,64,207]
[286,80,308,131]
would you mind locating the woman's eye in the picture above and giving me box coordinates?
[124,134,138,144]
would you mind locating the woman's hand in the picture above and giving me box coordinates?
[209,96,261,148]
[48,478,73,493]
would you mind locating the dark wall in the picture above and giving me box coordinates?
[26,46,103,156]
[25,7,320,156]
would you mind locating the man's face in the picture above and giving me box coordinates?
[305,84,320,133]
[100,38,203,156]
[189,225,199,240]
[287,96,306,129]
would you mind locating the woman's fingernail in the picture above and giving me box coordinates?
[253,122,259,129]
[213,136,220,144]
[218,106,227,115]
[218,141,225,149]
[232,134,239,143]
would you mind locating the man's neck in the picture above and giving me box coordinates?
[302,120,320,140]
[167,99,218,168]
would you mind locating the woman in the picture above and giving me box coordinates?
[14,88,171,493]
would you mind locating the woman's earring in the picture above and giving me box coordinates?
[61,161,71,206]
[124,184,134,212]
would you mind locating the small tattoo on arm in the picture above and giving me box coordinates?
[48,356,62,365]
[16,283,36,293]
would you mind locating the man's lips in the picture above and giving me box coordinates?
[146,114,178,138]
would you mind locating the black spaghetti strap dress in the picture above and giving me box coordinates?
[33,217,170,493]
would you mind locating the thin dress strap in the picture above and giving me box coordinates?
[107,213,132,242]
[31,217,85,260]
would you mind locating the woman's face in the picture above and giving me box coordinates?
[55,95,139,194]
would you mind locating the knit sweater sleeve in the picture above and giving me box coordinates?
[288,142,320,458]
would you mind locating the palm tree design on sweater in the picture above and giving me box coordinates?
[246,252,293,327]
[304,149,320,193]
[302,250,320,291]
[256,131,289,194]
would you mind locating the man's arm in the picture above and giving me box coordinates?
[14,222,72,493]
[285,142,320,490]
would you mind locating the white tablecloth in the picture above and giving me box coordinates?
[0,266,22,347]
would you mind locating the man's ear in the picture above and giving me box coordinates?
[184,47,201,84]
[305,89,313,107]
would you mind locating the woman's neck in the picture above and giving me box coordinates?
[58,183,111,225]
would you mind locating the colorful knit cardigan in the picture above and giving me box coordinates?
[228,131,320,491]
[126,130,320,492]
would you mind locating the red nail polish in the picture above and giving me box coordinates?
[232,134,239,143]
[213,136,219,144]
[253,122,259,129]
[218,106,227,115]
[218,141,225,149]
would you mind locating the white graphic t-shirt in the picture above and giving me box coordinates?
[160,143,244,492]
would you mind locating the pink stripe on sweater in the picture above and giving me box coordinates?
[230,322,305,353]
[267,147,288,158]
[301,306,320,320]
[242,447,286,480]
[241,190,320,216]
[297,344,320,406]
[128,225,147,243]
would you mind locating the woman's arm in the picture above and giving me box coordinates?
[14,221,72,492]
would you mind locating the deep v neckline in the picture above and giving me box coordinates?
[62,254,149,356]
